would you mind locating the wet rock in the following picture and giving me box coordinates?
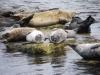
[65,29,76,38]
[12,24,21,28]
[0,27,5,32]
[1,11,14,17]
[0,16,19,27]
[11,12,33,20]
[5,42,68,56]
[11,8,59,20]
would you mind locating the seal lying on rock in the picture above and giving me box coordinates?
[26,30,44,43]
[64,15,96,33]
[20,9,75,27]
[2,27,36,42]
[69,43,100,60]
[49,28,67,43]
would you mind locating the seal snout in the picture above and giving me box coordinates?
[50,35,59,43]
[2,33,10,39]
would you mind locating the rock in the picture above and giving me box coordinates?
[12,24,21,28]
[1,11,14,17]
[65,29,76,38]
[5,42,68,56]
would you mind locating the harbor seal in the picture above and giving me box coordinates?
[69,43,100,59]
[26,29,44,43]
[20,9,75,27]
[49,28,67,43]
[2,27,36,42]
[64,15,95,33]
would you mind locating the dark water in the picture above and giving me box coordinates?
[0,0,100,75]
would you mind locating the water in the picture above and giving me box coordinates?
[0,0,100,75]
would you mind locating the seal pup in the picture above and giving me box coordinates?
[49,28,67,43]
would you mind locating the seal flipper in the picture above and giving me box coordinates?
[20,14,34,27]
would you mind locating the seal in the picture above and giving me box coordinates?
[26,29,44,43]
[64,15,95,33]
[2,27,36,42]
[49,28,67,43]
[20,9,75,27]
[69,43,100,59]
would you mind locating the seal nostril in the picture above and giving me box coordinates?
[50,35,59,43]
[51,36,56,42]
[54,38,57,42]
[2,33,10,39]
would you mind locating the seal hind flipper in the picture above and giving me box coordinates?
[20,14,34,26]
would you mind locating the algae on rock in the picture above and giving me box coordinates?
[5,42,69,56]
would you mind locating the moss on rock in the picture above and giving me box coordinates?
[5,42,71,56]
